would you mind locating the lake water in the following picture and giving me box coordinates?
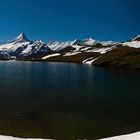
[0,61,140,140]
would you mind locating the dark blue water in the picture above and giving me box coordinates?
[0,61,140,140]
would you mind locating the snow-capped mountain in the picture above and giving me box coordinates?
[0,33,139,69]
[47,40,75,51]
[83,38,97,46]
[132,35,140,41]
[44,35,140,69]
[12,33,30,42]
[47,38,116,52]
[123,35,140,48]
[0,33,118,59]
[0,33,51,59]
[46,38,97,52]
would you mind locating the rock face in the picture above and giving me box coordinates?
[0,33,140,69]
[0,51,10,60]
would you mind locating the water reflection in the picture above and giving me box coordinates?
[0,61,139,139]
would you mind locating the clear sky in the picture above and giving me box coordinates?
[0,0,140,42]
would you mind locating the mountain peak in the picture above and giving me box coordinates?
[132,35,140,41]
[84,38,96,46]
[15,33,29,42]
[85,38,96,42]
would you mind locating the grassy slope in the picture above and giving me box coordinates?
[93,46,140,69]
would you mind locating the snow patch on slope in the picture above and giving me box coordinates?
[83,57,100,64]
[0,131,140,140]
[64,52,81,56]
[87,47,115,54]
[0,135,53,140]
[100,131,140,140]
[42,53,61,59]
[123,41,140,48]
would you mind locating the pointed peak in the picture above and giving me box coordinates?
[85,37,95,41]
[34,40,45,44]
[84,38,97,46]
[17,33,25,39]
[15,33,29,42]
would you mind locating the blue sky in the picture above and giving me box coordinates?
[0,0,140,42]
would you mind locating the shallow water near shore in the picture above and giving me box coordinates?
[0,61,140,140]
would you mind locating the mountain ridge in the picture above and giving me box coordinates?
[0,33,140,69]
